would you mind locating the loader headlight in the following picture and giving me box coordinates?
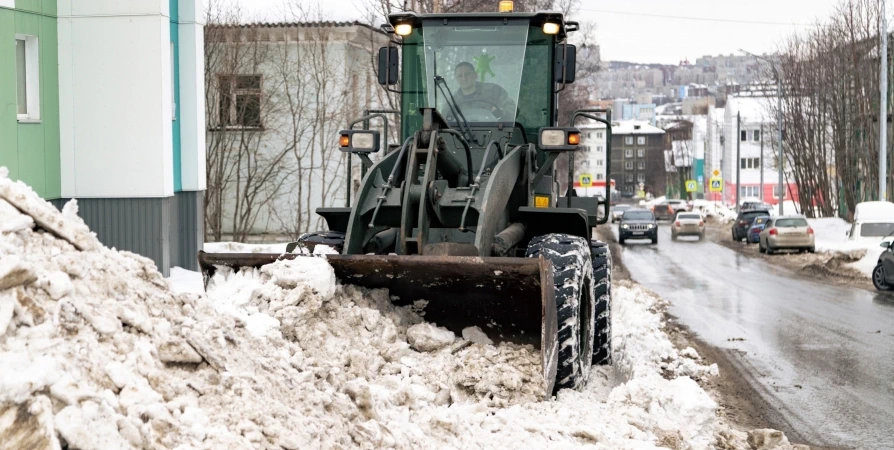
[395,23,413,36]
[338,130,381,153]
[538,127,581,152]
[542,22,560,35]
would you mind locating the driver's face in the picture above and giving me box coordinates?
[455,66,477,90]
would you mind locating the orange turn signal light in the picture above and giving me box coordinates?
[567,132,580,145]
[339,135,350,147]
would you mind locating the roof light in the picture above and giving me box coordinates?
[499,1,513,13]
[395,23,413,36]
[542,22,560,35]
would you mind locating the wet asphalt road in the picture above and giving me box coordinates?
[617,224,894,449]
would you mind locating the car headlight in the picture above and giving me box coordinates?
[621,224,629,229]
[647,224,655,229]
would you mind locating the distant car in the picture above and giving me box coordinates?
[746,215,772,244]
[612,204,632,223]
[732,210,773,241]
[759,215,815,254]
[651,202,675,221]
[666,199,690,214]
[671,213,705,241]
[742,201,773,212]
[847,201,894,245]
[619,209,658,245]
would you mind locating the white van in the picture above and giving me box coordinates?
[847,201,894,243]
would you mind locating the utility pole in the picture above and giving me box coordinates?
[777,76,784,215]
[881,0,888,201]
[760,123,765,202]
[736,112,741,213]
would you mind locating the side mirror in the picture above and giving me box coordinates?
[377,47,398,85]
[880,241,891,249]
[338,130,381,153]
[554,44,577,84]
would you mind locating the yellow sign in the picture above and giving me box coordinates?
[579,174,593,187]
[534,195,550,208]
[712,169,721,177]
[685,180,697,192]
[709,177,723,192]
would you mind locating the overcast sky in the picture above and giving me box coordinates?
[234,0,867,64]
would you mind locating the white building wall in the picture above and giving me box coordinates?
[58,0,174,197]
[178,0,206,191]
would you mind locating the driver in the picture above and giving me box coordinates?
[453,61,517,121]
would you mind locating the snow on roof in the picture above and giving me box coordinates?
[612,120,665,135]
[854,201,894,221]
[730,96,774,122]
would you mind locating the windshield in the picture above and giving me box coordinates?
[861,223,894,237]
[678,214,701,220]
[624,211,654,221]
[422,20,528,126]
[776,218,809,228]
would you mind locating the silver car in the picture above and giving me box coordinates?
[612,204,632,223]
[671,212,705,241]
[759,215,815,254]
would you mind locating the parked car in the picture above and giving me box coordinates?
[619,209,658,245]
[651,202,675,221]
[872,240,894,290]
[742,201,773,212]
[732,210,773,241]
[847,201,894,245]
[671,213,705,241]
[759,216,815,254]
[746,215,772,244]
[612,204,632,223]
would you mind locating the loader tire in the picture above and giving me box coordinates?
[527,234,595,392]
[286,230,345,254]
[589,241,612,366]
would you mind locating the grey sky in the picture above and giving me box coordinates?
[235,0,862,64]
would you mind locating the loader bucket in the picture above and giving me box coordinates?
[197,251,559,397]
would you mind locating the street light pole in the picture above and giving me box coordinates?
[736,111,741,213]
[777,76,784,215]
[880,0,888,201]
[760,123,764,202]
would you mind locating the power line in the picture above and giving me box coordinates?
[578,8,819,27]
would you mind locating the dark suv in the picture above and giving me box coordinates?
[619,209,658,245]
[732,209,772,241]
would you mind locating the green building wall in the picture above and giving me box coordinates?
[0,0,60,199]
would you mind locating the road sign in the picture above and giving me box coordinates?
[712,169,721,177]
[709,177,723,192]
[579,174,593,187]
[685,180,697,192]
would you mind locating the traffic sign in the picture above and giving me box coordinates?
[685,180,697,192]
[579,174,593,187]
[709,177,723,192]
[712,169,721,177]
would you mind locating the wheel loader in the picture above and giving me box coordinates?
[199,3,614,398]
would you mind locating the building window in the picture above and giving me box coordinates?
[625,149,633,158]
[637,174,645,183]
[596,173,604,180]
[587,132,591,139]
[625,161,633,170]
[773,185,789,199]
[740,157,760,169]
[740,186,760,198]
[596,146,603,153]
[625,137,633,145]
[596,132,603,139]
[15,35,40,121]
[740,130,747,142]
[753,129,761,141]
[596,159,603,166]
[637,161,644,170]
[637,149,644,158]
[626,174,634,182]
[218,75,263,128]
[637,136,646,145]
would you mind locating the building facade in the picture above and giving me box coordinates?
[1,0,206,276]
[573,124,609,197]
[610,121,666,198]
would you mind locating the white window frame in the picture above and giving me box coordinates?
[637,174,645,183]
[637,149,644,157]
[637,136,646,145]
[596,145,603,152]
[15,34,40,122]
[625,149,633,158]
[753,129,761,142]
[625,136,633,145]
[637,161,644,170]
[772,185,790,200]
[596,159,603,166]
[596,132,603,139]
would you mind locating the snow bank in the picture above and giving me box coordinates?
[809,218,880,278]
[2,168,780,449]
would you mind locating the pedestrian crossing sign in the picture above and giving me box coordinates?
[709,177,723,192]
[685,180,697,192]
[579,174,593,187]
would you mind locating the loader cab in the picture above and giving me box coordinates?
[380,11,577,149]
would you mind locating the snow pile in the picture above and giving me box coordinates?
[1,168,767,449]
[809,218,880,278]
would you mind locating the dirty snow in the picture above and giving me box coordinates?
[1,168,802,449]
